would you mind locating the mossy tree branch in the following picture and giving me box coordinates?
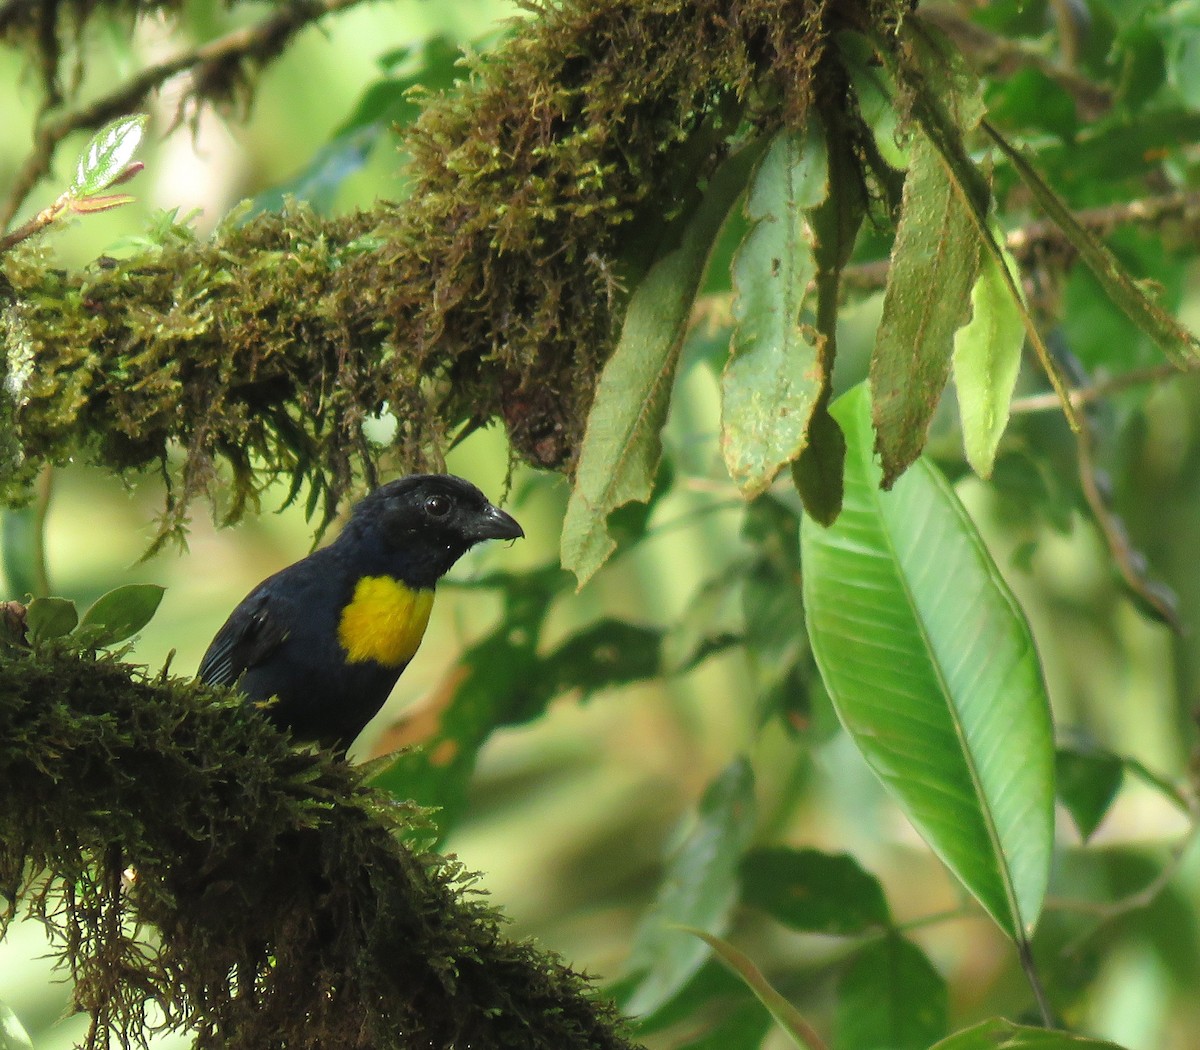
[0,639,639,1050]
[1,0,904,540]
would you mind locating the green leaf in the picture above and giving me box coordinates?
[673,1000,774,1050]
[870,121,981,488]
[0,1000,33,1050]
[791,401,846,526]
[740,846,890,935]
[720,127,828,497]
[561,139,767,587]
[985,123,1200,367]
[952,240,1026,479]
[835,934,947,1050]
[1056,745,1124,842]
[76,584,165,647]
[70,114,148,198]
[25,596,78,642]
[683,929,824,1050]
[930,1018,1130,1049]
[801,383,1055,940]
[623,758,756,1017]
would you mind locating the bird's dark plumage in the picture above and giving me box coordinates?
[197,474,523,748]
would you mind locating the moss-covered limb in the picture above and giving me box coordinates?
[0,641,640,1050]
[2,0,905,533]
[0,0,375,231]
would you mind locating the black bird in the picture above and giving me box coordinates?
[197,474,523,748]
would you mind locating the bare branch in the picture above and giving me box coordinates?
[0,0,370,231]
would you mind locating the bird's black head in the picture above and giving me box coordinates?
[341,474,523,586]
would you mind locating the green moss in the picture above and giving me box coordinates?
[0,640,638,1049]
[1,0,904,534]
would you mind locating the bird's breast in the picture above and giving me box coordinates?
[337,576,435,667]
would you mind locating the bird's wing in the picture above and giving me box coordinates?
[197,590,289,687]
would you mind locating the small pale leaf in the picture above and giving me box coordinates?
[71,114,149,198]
[952,240,1026,478]
[25,596,78,642]
[721,127,828,497]
[77,583,165,647]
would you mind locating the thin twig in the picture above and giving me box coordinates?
[0,0,370,231]
[843,190,1200,294]
[1009,363,1200,415]
[919,7,1112,119]
[1051,822,1200,958]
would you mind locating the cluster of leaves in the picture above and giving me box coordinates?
[5,0,1200,1048]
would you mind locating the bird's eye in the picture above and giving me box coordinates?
[424,494,452,518]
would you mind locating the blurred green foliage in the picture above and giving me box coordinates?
[4,1,1200,1049]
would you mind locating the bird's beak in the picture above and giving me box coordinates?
[470,503,525,542]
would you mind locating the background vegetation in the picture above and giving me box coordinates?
[2,1,1200,1048]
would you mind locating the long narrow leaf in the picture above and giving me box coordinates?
[801,383,1054,940]
[683,928,826,1050]
[870,123,980,487]
[721,126,827,497]
[985,121,1200,367]
[562,140,766,587]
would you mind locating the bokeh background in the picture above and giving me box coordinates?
[3,1,1200,1048]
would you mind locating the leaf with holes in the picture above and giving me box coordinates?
[801,383,1054,940]
[721,126,827,497]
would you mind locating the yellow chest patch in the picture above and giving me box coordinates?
[337,576,434,667]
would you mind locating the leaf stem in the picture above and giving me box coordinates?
[1016,934,1056,1028]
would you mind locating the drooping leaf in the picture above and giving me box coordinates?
[791,402,846,526]
[740,846,890,935]
[870,122,981,487]
[801,383,1055,940]
[721,126,828,497]
[790,94,868,524]
[835,934,947,1050]
[953,240,1026,478]
[70,114,148,197]
[562,140,767,587]
[985,122,1200,366]
[890,20,1081,431]
[684,928,824,1050]
[622,758,756,1017]
[0,1000,33,1050]
[930,1018,1130,1050]
[1056,745,1124,842]
[25,596,78,642]
[76,584,165,647]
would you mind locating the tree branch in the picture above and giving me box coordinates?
[0,640,639,1050]
[0,0,371,231]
